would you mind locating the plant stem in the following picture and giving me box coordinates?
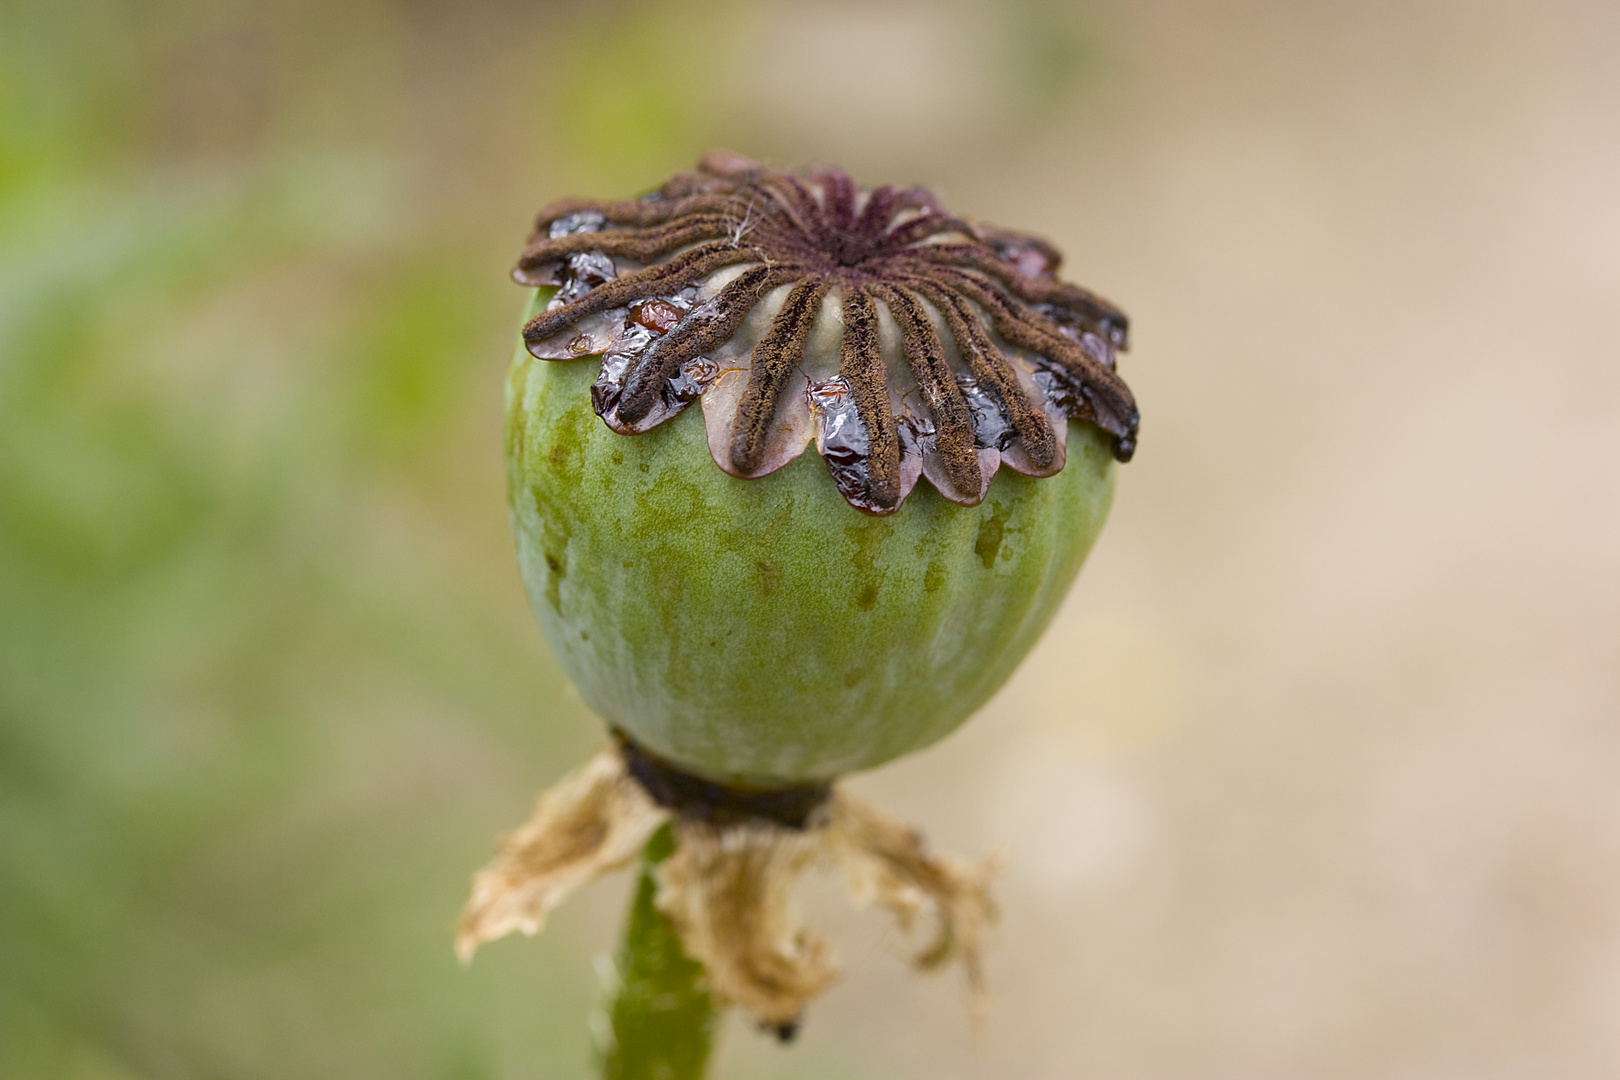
[599,825,718,1080]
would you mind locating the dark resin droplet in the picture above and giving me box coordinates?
[590,353,632,417]
[533,211,617,302]
[1030,366,1079,418]
[806,376,892,514]
[550,250,617,307]
[1032,361,1134,463]
[588,291,712,429]
[664,355,718,405]
[550,211,605,238]
[956,375,1014,451]
[632,298,684,334]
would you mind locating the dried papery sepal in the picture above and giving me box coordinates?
[654,821,836,1029]
[824,791,997,995]
[456,749,667,961]
[656,792,996,1030]
[516,151,1138,515]
[457,743,995,1028]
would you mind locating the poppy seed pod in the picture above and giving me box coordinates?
[464,155,1140,1028]
[505,152,1138,787]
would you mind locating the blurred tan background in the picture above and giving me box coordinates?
[2,1,1617,1077]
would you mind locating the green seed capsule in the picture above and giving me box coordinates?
[504,154,1136,787]
[467,158,1141,1033]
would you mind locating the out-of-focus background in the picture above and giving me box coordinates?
[2,0,1617,1077]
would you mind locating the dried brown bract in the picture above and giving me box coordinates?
[458,744,996,1027]
[456,750,666,961]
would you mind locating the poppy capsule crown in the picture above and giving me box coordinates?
[514,151,1138,516]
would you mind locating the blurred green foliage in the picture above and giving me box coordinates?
[0,3,633,1077]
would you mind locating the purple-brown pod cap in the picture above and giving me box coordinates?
[514,152,1139,516]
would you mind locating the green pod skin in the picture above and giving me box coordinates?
[507,292,1116,787]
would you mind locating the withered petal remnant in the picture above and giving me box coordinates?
[516,151,1138,515]
[457,744,996,1028]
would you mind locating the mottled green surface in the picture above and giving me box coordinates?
[507,293,1117,785]
[598,827,716,1080]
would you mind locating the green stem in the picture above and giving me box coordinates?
[598,825,718,1080]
